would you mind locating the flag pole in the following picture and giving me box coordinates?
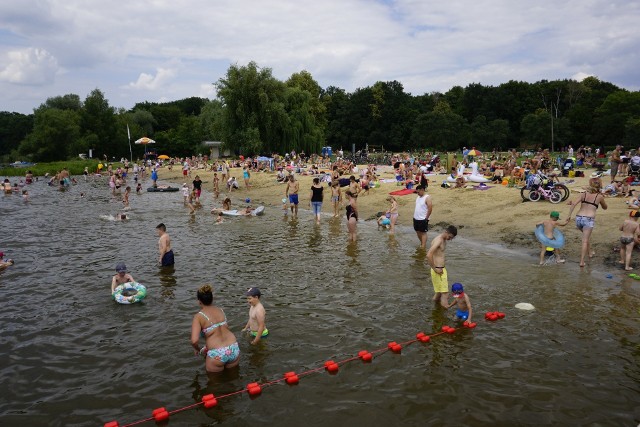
[127,124,132,162]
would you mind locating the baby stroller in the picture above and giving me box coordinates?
[629,155,640,178]
[562,158,575,177]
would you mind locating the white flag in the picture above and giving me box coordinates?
[127,124,131,140]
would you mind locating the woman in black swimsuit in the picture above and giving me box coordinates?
[345,190,358,242]
[567,178,607,267]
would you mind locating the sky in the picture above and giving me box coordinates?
[0,0,638,114]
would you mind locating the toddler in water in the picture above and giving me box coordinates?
[182,183,189,203]
[282,197,288,216]
[22,189,28,202]
[377,213,391,229]
[136,183,142,194]
[446,283,473,323]
[619,211,640,271]
[535,211,569,265]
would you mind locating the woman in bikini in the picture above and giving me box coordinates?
[190,284,239,373]
[567,178,608,267]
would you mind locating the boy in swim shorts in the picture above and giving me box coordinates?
[242,287,268,345]
[535,211,569,265]
[427,225,457,307]
[446,283,473,323]
[619,211,640,271]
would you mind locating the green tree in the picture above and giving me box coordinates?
[411,101,469,150]
[81,89,118,158]
[0,112,33,157]
[593,91,640,147]
[19,108,80,161]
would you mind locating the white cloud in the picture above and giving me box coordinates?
[0,47,59,85]
[127,68,176,90]
[572,72,594,82]
[198,83,216,99]
[0,0,639,112]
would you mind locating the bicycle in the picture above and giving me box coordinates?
[521,173,570,202]
[528,184,562,203]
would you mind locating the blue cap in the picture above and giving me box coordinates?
[115,262,127,273]
[451,283,464,293]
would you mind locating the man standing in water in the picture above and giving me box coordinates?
[285,175,300,218]
[427,225,457,307]
[413,185,433,249]
[156,223,174,267]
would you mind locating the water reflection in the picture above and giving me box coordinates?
[158,266,177,299]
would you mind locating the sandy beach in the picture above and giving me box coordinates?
[158,165,634,269]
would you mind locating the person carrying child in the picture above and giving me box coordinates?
[446,283,473,324]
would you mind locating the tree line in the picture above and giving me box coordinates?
[1,61,639,162]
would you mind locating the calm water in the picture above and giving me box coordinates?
[1,178,639,427]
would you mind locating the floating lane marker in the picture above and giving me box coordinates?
[103,314,506,427]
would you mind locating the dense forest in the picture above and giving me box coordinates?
[1,61,639,162]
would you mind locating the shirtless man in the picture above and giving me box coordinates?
[285,175,300,217]
[156,223,174,266]
[242,287,268,345]
[426,225,458,307]
[111,262,135,293]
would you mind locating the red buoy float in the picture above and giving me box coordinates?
[446,327,456,334]
[284,372,300,385]
[202,394,218,408]
[104,422,119,427]
[152,407,169,422]
[246,383,262,396]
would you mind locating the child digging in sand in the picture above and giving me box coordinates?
[535,211,570,265]
[619,211,640,271]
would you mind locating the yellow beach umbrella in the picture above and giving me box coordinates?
[158,155,170,160]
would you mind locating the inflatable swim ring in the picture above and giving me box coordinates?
[113,282,147,304]
[534,224,565,249]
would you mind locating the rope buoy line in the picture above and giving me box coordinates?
[104,312,505,427]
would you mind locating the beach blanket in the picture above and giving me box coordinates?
[380,179,397,183]
[389,189,416,196]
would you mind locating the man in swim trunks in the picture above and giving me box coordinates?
[156,223,174,267]
[285,175,300,218]
[446,283,473,323]
[242,287,268,345]
[413,185,433,249]
[111,262,135,293]
[427,225,457,307]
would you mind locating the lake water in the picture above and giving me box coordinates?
[1,178,639,426]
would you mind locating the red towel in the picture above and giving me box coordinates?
[389,189,416,196]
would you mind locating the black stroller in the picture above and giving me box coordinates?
[562,158,575,176]
[629,155,640,178]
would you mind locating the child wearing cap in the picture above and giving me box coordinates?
[111,262,135,293]
[619,211,640,271]
[446,283,473,323]
[242,287,268,345]
[535,211,570,265]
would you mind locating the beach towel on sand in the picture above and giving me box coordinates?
[389,189,416,196]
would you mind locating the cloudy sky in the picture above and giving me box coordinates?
[0,0,638,113]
